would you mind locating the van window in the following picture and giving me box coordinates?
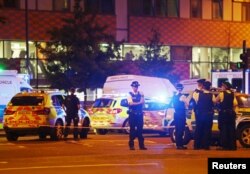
[93,98,113,108]
[231,78,242,92]
[11,96,44,106]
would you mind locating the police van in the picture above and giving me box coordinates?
[0,70,32,129]
[89,75,175,135]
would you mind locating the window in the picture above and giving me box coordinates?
[84,0,115,15]
[53,0,70,11]
[128,0,179,17]
[212,0,223,20]
[242,3,250,21]
[167,0,179,17]
[0,0,20,8]
[211,47,229,70]
[190,0,202,18]
[11,96,44,106]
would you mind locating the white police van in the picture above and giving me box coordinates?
[0,70,32,128]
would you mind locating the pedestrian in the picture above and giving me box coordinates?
[215,81,237,150]
[193,81,216,150]
[62,87,80,140]
[172,83,189,149]
[127,81,147,150]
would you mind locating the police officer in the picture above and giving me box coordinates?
[216,81,237,150]
[172,83,188,149]
[127,81,147,150]
[193,81,215,150]
[63,87,80,140]
[191,79,206,112]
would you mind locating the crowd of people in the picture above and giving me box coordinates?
[171,79,237,151]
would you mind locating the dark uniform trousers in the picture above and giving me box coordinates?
[194,92,214,149]
[128,112,144,148]
[174,111,186,147]
[218,110,236,150]
[64,114,79,139]
[194,111,213,149]
[218,91,237,150]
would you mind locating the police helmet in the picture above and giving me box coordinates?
[222,81,232,89]
[176,83,184,90]
[131,81,140,87]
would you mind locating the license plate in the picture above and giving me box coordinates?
[18,111,31,116]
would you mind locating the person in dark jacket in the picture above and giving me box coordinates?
[193,81,215,150]
[215,81,237,150]
[62,87,80,140]
[127,81,147,150]
[172,83,188,149]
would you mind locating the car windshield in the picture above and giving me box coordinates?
[92,98,113,108]
[10,96,44,106]
[144,102,168,111]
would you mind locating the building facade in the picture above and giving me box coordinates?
[1,0,250,86]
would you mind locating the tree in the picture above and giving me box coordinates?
[37,0,121,97]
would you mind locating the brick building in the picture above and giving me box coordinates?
[1,0,250,87]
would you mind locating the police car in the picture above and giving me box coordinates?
[3,90,90,141]
[169,92,250,148]
[88,96,168,135]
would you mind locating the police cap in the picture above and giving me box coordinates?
[222,81,232,89]
[176,83,184,90]
[131,81,140,87]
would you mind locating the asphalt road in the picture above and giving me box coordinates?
[0,132,250,174]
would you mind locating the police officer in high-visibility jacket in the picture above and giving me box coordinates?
[127,81,147,150]
[172,83,189,149]
[193,81,216,150]
[215,81,237,150]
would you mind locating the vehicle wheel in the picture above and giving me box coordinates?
[39,132,47,140]
[96,129,108,135]
[169,126,191,145]
[6,132,18,141]
[80,118,90,139]
[238,124,250,148]
[122,119,130,134]
[50,120,64,141]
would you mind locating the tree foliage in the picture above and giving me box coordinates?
[37,0,176,95]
